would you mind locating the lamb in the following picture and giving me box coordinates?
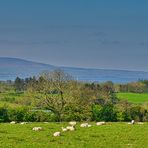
[131,120,135,124]
[32,127,43,131]
[127,122,132,125]
[66,126,75,131]
[80,123,92,128]
[80,123,89,127]
[87,124,92,127]
[96,121,105,126]
[20,122,27,125]
[10,121,16,124]
[69,121,77,127]
[53,132,60,137]
[137,122,144,125]
[62,127,68,132]
[128,120,135,125]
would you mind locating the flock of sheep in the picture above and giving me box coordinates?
[10,120,144,137]
[51,121,106,137]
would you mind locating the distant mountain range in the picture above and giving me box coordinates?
[1,57,148,83]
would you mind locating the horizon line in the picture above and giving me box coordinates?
[0,56,148,73]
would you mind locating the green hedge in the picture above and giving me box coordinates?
[0,103,147,122]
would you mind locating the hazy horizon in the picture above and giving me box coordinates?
[0,1,148,71]
[1,56,148,73]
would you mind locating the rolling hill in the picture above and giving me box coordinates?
[1,57,148,83]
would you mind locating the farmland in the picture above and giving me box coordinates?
[0,122,147,148]
[1,92,148,107]
[0,91,27,107]
[117,93,148,104]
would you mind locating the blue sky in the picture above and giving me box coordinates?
[0,0,148,71]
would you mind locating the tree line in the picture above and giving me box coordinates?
[0,69,148,122]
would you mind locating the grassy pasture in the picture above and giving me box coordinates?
[0,91,24,107]
[0,122,147,148]
[1,91,148,107]
[117,93,148,104]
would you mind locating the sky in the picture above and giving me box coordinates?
[0,0,148,71]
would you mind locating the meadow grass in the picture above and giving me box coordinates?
[117,93,148,104]
[0,122,147,148]
[0,91,23,106]
[1,91,148,107]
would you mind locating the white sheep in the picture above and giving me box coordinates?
[96,121,105,126]
[53,132,60,137]
[88,124,92,127]
[20,122,27,125]
[66,126,75,131]
[131,120,135,124]
[80,123,88,127]
[127,120,135,125]
[127,122,132,125]
[10,121,16,124]
[62,127,68,132]
[137,122,144,125]
[32,127,43,131]
[69,121,77,126]
[80,123,92,128]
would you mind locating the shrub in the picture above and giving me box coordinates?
[130,105,146,122]
[8,107,28,121]
[0,107,9,122]
[91,105,102,121]
[100,104,117,122]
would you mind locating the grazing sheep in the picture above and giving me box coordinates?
[44,122,48,124]
[80,123,92,128]
[20,122,27,125]
[10,121,16,124]
[80,123,89,127]
[62,127,68,132]
[88,124,92,128]
[66,126,75,131]
[131,120,135,124]
[137,122,144,125]
[128,122,132,125]
[96,121,105,126]
[128,120,135,125]
[32,127,43,131]
[69,121,77,126]
[53,132,60,137]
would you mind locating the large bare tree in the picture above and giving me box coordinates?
[40,69,73,121]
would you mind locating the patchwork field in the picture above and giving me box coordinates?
[117,93,148,104]
[0,122,147,148]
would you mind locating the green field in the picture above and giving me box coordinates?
[1,92,148,107]
[0,122,147,148]
[117,93,148,104]
[0,91,24,106]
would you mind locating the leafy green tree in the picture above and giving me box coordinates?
[91,104,102,121]
[14,77,25,92]
[100,103,117,121]
[27,69,73,121]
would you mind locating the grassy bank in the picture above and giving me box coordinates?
[0,122,147,148]
[117,93,148,104]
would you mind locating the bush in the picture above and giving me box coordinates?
[130,105,146,122]
[91,104,117,122]
[91,105,102,121]
[116,112,125,121]
[0,107,9,122]
[100,104,117,121]
[63,105,92,121]
[30,111,52,122]
[8,107,28,121]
